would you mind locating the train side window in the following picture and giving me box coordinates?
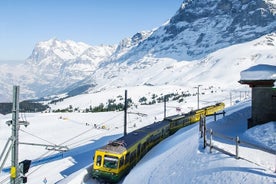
[96,155,102,166]
[125,153,130,164]
[137,144,141,156]
[119,157,124,168]
[141,143,146,152]
[130,151,136,163]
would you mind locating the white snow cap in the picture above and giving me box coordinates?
[240,64,276,81]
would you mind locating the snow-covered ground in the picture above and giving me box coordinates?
[123,101,275,184]
[0,97,275,184]
[1,64,276,183]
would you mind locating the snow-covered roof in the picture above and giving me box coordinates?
[240,64,276,81]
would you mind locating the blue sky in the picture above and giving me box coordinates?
[0,0,183,62]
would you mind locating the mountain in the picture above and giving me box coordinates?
[106,0,276,63]
[73,0,276,94]
[75,32,276,95]
[0,0,275,103]
[0,39,116,101]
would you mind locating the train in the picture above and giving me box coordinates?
[92,102,225,183]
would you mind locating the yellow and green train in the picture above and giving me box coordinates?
[92,102,225,183]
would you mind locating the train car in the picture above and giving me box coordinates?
[165,103,225,133]
[92,102,225,183]
[165,114,191,134]
[190,102,225,122]
[205,102,225,115]
[92,120,170,183]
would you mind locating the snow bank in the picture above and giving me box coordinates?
[243,121,276,150]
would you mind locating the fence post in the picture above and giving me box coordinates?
[199,115,203,138]
[235,136,239,159]
[209,129,213,153]
[203,116,207,149]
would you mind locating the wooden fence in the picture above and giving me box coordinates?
[199,115,276,172]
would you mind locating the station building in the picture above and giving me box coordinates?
[239,64,276,128]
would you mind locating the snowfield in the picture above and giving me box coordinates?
[0,65,275,183]
[1,98,275,184]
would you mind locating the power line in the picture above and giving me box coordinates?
[19,129,56,145]
[24,111,124,178]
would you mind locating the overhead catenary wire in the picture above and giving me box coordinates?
[59,112,124,146]
[19,129,56,145]
[24,111,125,177]
[6,103,173,180]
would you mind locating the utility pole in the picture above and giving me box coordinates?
[5,86,30,184]
[194,85,202,110]
[124,90,127,136]
[10,85,20,184]
[164,95,167,119]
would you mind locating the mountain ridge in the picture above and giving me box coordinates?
[0,0,275,102]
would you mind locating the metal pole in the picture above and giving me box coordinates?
[240,91,242,101]
[236,136,239,159]
[11,86,20,184]
[0,138,13,172]
[203,116,206,149]
[209,129,213,153]
[194,85,202,110]
[164,95,167,119]
[197,86,200,109]
[199,115,203,138]
[124,90,127,136]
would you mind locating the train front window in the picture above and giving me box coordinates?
[104,155,118,169]
[96,155,102,166]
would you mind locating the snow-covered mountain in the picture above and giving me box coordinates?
[25,39,116,96]
[58,39,276,104]
[107,0,276,63]
[0,39,116,101]
[0,0,275,102]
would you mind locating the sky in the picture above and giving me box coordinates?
[0,0,183,62]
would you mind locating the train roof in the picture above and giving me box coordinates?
[99,120,169,154]
[164,114,186,121]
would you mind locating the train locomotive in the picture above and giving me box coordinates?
[92,102,225,183]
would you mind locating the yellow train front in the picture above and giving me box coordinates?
[92,102,225,183]
[92,120,170,183]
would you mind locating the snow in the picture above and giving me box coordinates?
[0,34,275,184]
[240,64,276,81]
[123,101,275,184]
[265,0,276,5]
[243,122,276,150]
[1,93,275,184]
[0,0,275,182]
[0,32,275,102]
[0,41,275,184]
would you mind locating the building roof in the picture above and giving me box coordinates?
[239,79,275,87]
[239,64,276,87]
